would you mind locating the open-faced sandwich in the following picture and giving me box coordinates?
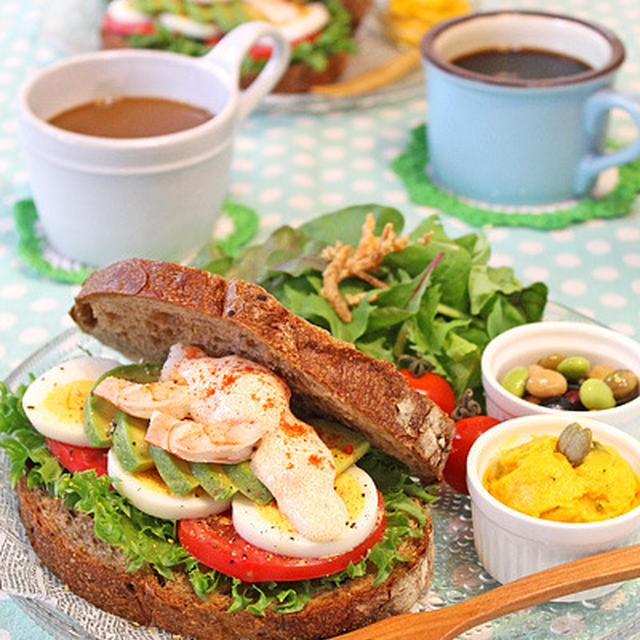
[2,258,454,640]
[100,0,373,93]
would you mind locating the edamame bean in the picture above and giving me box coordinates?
[526,364,568,398]
[557,356,590,382]
[501,366,529,398]
[605,369,639,401]
[579,378,616,410]
[537,353,565,370]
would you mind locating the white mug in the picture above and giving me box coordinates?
[18,22,290,266]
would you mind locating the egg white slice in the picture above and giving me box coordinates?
[158,13,221,40]
[277,3,330,42]
[106,0,154,25]
[232,465,379,558]
[108,449,231,520]
[23,356,122,446]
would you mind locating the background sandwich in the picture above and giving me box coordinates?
[1,259,454,640]
[100,0,373,92]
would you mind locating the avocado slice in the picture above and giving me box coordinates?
[112,410,154,473]
[149,444,200,495]
[190,462,238,502]
[84,362,162,448]
[308,418,370,474]
[223,461,273,505]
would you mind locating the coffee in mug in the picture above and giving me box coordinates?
[18,22,290,266]
[421,11,640,206]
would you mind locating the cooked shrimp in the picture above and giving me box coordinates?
[160,343,207,382]
[143,355,292,462]
[146,411,261,463]
[92,377,190,420]
[178,355,291,431]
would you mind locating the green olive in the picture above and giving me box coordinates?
[500,366,529,398]
[604,369,639,401]
[537,353,565,370]
[579,378,616,410]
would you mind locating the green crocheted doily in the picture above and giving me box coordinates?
[14,199,259,284]
[392,124,640,229]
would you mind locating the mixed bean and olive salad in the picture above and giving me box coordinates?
[501,354,639,411]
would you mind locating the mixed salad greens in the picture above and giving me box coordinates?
[125,0,355,74]
[203,205,548,402]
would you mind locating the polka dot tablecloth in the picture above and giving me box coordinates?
[0,0,640,639]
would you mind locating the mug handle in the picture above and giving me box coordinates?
[574,89,640,195]
[201,22,290,122]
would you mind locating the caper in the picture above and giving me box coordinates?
[604,369,639,401]
[526,364,568,398]
[557,356,591,382]
[579,378,616,410]
[501,366,529,398]
[537,353,565,370]
[556,422,592,466]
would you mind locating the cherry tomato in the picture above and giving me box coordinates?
[443,416,501,494]
[45,437,109,477]
[178,492,386,582]
[399,369,456,416]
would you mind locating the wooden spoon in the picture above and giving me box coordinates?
[329,543,640,640]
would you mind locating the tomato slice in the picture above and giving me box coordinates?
[178,492,386,582]
[101,12,156,36]
[399,369,456,416]
[45,437,109,477]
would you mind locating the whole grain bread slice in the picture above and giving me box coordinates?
[16,478,433,640]
[70,259,454,483]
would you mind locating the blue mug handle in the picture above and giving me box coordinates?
[574,89,640,195]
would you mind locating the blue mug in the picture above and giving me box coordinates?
[421,11,640,206]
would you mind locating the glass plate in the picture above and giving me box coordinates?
[40,0,424,115]
[3,302,640,640]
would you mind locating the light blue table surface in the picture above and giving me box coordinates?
[1,0,640,638]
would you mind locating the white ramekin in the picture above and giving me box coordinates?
[467,414,640,602]
[481,321,640,438]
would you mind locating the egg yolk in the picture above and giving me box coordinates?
[42,379,94,424]
[255,470,366,533]
[133,467,207,498]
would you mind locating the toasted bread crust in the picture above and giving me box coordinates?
[340,0,373,25]
[16,478,433,640]
[70,259,453,483]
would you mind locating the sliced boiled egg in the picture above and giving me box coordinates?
[232,464,379,558]
[277,2,330,42]
[158,13,221,40]
[106,0,154,25]
[22,356,122,446]
[107,449,231,520]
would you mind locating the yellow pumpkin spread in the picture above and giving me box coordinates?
[483,435,640,522]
